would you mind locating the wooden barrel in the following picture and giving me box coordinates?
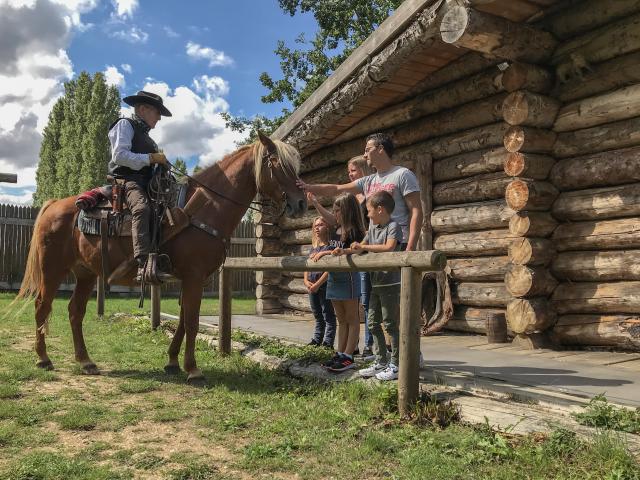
[486,315,508,343]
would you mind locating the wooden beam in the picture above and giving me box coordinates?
[0,173,17,183]
[151,285,160,330]
[218,268,232,355]
[398,266,422,417]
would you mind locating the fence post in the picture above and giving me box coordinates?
[151,285,161,330]
[218,268,232,355]
[96,277,105,317]
[398,266,422,417]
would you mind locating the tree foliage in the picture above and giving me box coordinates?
[223,0,402,143]
[33,72,120,205]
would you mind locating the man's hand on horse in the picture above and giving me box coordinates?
[149,152,168,165]
[296,179,308,192]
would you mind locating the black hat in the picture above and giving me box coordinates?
[123,90,172,117]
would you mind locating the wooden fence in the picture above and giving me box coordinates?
[0,203,256,295]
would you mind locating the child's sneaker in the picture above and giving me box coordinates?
[375,363,398,381]
[321,352,341,368]
[358,362,386,378]
[360,347,376,361]
[328,354,355,373]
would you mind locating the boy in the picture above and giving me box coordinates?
[350,190,403,381]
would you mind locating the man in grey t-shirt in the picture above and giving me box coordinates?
[297,132,423,251]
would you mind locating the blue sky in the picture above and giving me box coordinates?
[0,0,318,204]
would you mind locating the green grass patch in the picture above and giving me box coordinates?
[118,379,159,394]
[231,330,333,364]
[56,405,109,431]
[572,394,640,434]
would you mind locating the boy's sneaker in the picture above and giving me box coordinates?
[328,354,355,373]
[360,347,375,361]
[321,352,341,368]
[358,362,386,378]
[375,363,398,381]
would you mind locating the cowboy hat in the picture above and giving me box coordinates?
[123,90,172,117]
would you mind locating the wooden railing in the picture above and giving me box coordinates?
[218,250,447,416]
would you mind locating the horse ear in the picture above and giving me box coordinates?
[257,130,277,154]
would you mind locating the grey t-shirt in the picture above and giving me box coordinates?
[363,221,403,287]
[355,165,420,243]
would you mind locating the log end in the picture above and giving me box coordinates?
[440,6,469,44]
[502,91,529,126]
[504,152,525,177]
[505,179,529,211]
[504,126,525,152]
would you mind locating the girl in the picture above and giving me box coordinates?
[311,193,366,372]
[304,217,336,348]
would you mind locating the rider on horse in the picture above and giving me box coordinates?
[108,90,172,282]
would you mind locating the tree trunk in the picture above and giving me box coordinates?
[427,122,510,160]
[509,211,558,238]
[440,6,557,63]
[552,281,640,314]
[448,256,509,282]
[505,264,558,298]
[280,277,308,294]
[552,250,640,281]
[434,228,519,256]
[501,62,553,93]
[255,238,282,256]
[434,147,506,182]
[502,91,560,128]
[504,126,557,154]
[505,179,559,212]
[433,172,511,206]
[554,84,640,133]
[281,228,312,246]
[550,146,640,191]
[447,305,508,335]
[431,200,515,234]
[452,282,511,308]
[280,293,313,313]
[256,271,282,286]
[552,183,640,221]
[509,238,555,266]
[506,297,557,334]
[552,217,640,252]
[553,116,640,159]
[255,224,281,238]
[503,152,555,179]
[256,299,283,315]
[552,314,640,350]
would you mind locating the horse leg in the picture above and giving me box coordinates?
[68,274,100,375]
[181,278,205,382]
[34,273,66,370]
[165,290,185,374]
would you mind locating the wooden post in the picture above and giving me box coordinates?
[398,266,422,417]
[96,276,105,317]
[151,285,161,330]
[416,154,433,251]
[0,173,17,183]
[218,268,232,355]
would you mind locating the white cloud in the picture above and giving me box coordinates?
[121,63,132,73]
[186,41,233,68]
[193,75,229,98]
[104,65,125,87]
[110,25,148,43]
[163,26,179,38]
[111,0,137,18]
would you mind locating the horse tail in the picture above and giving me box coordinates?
[16,199,57,300]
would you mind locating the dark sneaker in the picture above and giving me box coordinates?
[307,339,320,346]
[321,352,341,368]
[321,342,334,349]
[360,347,375,361]
[328,354,355,373]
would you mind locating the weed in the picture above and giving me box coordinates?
[168,461,219,480]
[540,427,582,457]
[572,394,640,433]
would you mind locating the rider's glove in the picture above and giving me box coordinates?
[149,152,168,165]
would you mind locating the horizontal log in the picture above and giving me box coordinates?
[255,238,281,256]
[506,298,557,335]
[281,228,312,246]
[509,212,558,238]
[434,147,506,182]
[255,298,283,315]
[501,63,553,93]
[256,271,282,286]
[448,256,509,282]
[433,172,511,206]
[255,224,281,238]
[508,238,555,266]
[279,210,318,231]
[280,277,308,294]
[552,281,640,314]
[552,217,640,252]
[256,285,279,300]
[553,116,640,158]
[453,282,511,308]
[446,305,507,335]
[440,6,557,63]
[554,84,640,133]
[280,293,312,313]
[552,183,640,221]
[0,173,17,183]
[505,179,559,212]
[502,91,560,129]
[503,126,557,154]
[551,314,640,350]
[434,228,519,257]
[503,152,555,179]
[550,145,640,191]
[431,200,514,234]
[505,264,558,298]
[224,250,447,272]
[552,250,640,281]
[282,271,305,279]
[427,122,510,160]
[283,244,312,257]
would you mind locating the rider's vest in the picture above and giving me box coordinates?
[108,117,158,179]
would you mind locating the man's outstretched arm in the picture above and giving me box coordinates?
[296,179,361,197]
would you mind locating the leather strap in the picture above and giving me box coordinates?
[100,211,111,292]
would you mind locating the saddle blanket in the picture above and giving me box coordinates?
[77,210,132,237]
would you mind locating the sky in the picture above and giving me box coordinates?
[0,0,318,204]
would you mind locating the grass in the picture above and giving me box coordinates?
[0,292,638,479]
[572,394,640,434]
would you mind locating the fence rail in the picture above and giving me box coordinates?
[0,203,257,294]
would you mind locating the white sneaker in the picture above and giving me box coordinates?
[375,363,398,381]
[358,362,386,378]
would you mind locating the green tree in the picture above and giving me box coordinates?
[223,0,402,142]
[33,99,64,206]
[192,164,203,175]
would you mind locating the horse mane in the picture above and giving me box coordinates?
[252,139,301,187]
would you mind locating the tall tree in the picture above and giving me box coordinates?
[33,99,64,206]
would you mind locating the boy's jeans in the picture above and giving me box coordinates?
[309,284,336,346]
[368,284,400,366]
[360,271,373,348]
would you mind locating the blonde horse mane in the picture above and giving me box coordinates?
[252,139,301,188]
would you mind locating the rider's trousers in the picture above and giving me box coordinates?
[124,179,151,263]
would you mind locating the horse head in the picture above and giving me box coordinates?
[254,131,307,218]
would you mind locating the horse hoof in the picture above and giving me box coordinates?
[186,371,206,386]
[36,360,54,371]
[164,364,181,375]
[81,363,101,375]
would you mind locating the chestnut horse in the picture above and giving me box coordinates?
[16,133,306,382]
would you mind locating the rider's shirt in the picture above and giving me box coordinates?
[108,116,158,179]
